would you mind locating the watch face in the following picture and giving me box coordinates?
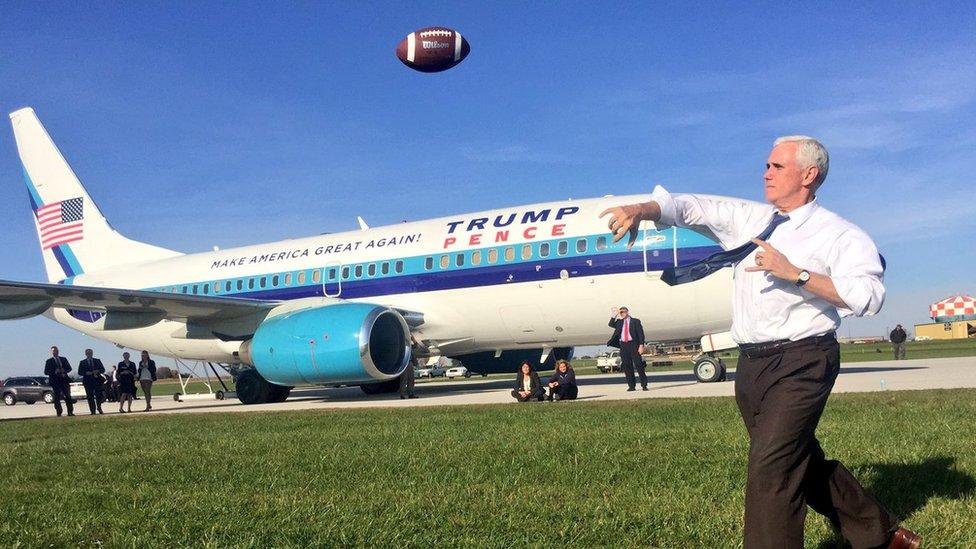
[798,270,810,282]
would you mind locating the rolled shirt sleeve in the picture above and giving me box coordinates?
[650,184,774,250]
[826,228,886,317]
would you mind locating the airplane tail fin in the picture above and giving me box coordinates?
[9,107,181,283]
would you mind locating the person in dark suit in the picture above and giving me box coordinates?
[607,306,648,391]
[137,350,157,412]
[78,348,106,415]
[546,359,578,401]
[511,361,544,402]
[44,346,74,417]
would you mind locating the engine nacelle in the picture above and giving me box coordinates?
[239,303,411,386]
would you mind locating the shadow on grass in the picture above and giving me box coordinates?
[814,456,975,549]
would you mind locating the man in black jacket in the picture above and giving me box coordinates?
[78,348,106,415]
[889,325,907,360]
[44,346,74,417]
[608,306,648,391]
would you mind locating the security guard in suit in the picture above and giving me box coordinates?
[607,306,648,391]
[78,348,106,415]
[44,345,74,416]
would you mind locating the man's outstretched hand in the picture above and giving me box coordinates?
[599,204,644,249]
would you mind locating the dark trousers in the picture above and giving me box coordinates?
[51,382,73,416]
[548,384,578,401]
[511,389,543,402]
[83,380,104,414]
[734,338,897,548]
[619,341,647,389]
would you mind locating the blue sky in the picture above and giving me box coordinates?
[1,2,974,377]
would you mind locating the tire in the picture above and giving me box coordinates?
[267,384,292,403]
[360,378,400,395]
[215,391,225,401]
[235,369,270,404]
[42,391,54,404]
[3,393,15,406]
[693,357,724,383]
[464,372,471,378]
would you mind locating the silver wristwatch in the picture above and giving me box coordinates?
[795,269,810,287]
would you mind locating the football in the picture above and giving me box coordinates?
[396,27,470,73]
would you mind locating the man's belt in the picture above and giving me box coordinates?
[738,333,836,359]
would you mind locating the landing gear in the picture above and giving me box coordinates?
[235,369,293,404]
[693,355,726,383]
[360,378,401,395]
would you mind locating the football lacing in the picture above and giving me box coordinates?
[418,29,453,38]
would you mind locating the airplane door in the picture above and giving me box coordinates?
[323,262,342,297]
[641,222,677,278]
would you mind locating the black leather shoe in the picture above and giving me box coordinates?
[408,395,418,399]
[627,387,636,392]
[642,386,649,391]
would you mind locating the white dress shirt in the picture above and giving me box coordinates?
[650,185,885,344]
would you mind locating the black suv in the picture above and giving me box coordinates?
[2,376,56,406]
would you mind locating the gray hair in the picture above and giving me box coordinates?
[773,135,829,188]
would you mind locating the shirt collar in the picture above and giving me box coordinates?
[780,199,818,229]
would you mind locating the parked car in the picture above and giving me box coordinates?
[597,351,622,373]
[2,376,55,405]
[416,364,446,378]
[444,366,471,379]
[2,376,83,406]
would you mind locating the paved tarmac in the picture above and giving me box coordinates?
[3,356,974,421]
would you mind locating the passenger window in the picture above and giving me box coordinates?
[471,251,482,266]
[182,286,188,294]
[455,254,464,267]
[596,236,607,250]
[355,265,363,278]
[576,239,587,253]
[381,262,390,275]
[236,280,243,291]
[284,274,292,286]
[368,264,376,277]
[424,257,433,270]
[327,268,336,281]
[342,266,350,279]
[203,283,210,294]
[192,285,198,294]
[521,244,532,260]
[558,241,568,255]
[439,255,449,269]
[395,260,404,273]
[312,270,321,283]
[298,272,306,284]
[213,282,221,294]
[260,277,267,288]
[504,247,515,262]
[540,242,550,257]
[272,275,279,286]
[248,279,254,290]
[488,249,498,264]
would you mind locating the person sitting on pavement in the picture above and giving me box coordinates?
[546,359,578,401]
[511,361,544,402]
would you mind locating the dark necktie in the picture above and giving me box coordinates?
[661,213,789,286]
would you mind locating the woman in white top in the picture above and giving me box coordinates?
[137,350,157,412]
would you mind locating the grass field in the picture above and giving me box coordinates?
[3,388,975,547]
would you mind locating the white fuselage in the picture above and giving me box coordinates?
[52,194,732,362]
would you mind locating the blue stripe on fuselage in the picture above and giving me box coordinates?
[147,244,722,302]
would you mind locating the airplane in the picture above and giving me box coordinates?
[0,108,737,404]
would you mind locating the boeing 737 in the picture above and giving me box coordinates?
[1,108,736,404]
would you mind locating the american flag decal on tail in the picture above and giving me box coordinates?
[35,197,84,249]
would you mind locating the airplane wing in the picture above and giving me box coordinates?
[0,279,277,323]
